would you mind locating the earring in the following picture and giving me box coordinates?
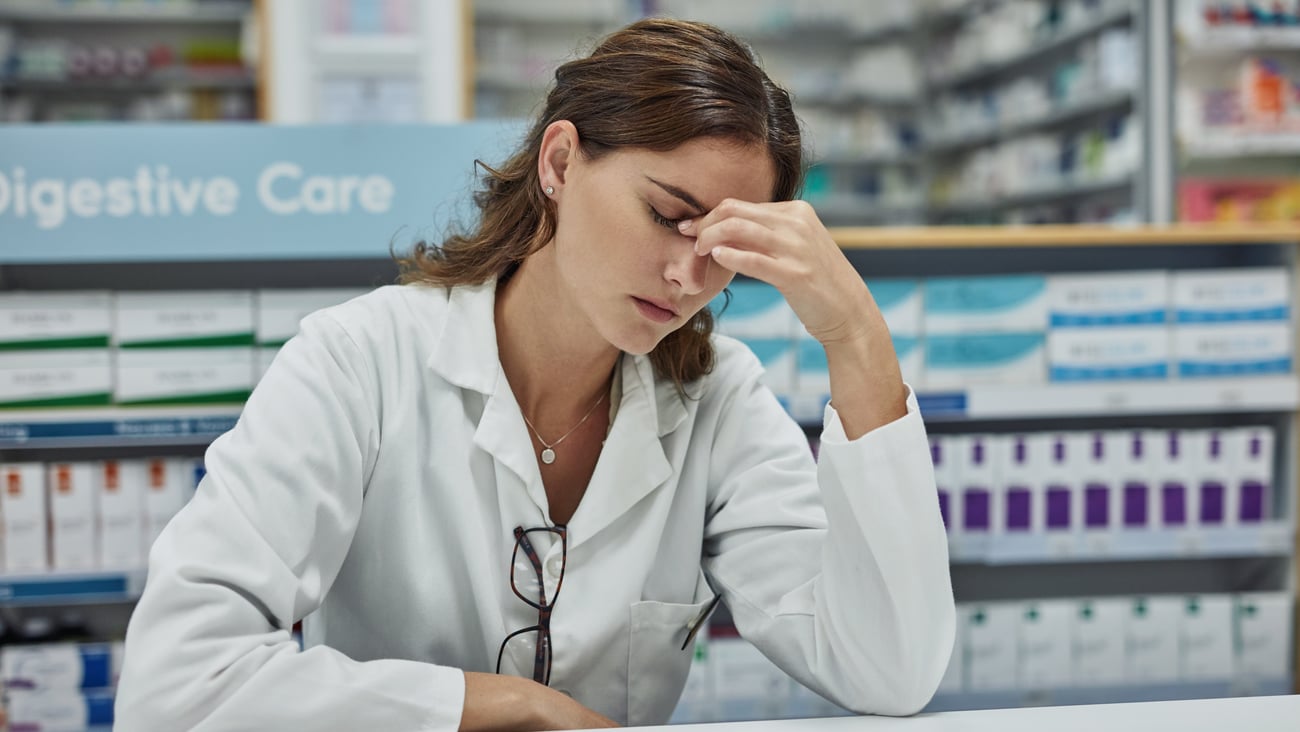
[544,185,555,195]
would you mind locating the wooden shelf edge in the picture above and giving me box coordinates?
[831,223,1300,249]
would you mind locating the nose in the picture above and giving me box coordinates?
[664,238,710,296]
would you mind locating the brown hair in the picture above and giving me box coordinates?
[398,17,804,387]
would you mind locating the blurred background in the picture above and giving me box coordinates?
[0,1,1298,730]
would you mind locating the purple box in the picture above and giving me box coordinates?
[1123,482,1148,527]
[1046,485,1071,530]
[964,488,990,531]
[1005,486,1032,531]
[1200,481,1225,525]
[1239,480,1266,523]
[1162,482,1187,526]
[1084,484,1110,528]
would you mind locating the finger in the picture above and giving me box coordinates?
[678,198,808,237]
[709,245,789,285]
[692,216,787,257]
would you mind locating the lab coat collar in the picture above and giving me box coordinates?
[426,281,691,542]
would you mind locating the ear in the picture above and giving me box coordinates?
[538,120,579,193]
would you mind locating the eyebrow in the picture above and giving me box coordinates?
[645,176,708,216]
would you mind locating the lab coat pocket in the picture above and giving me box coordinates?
[627,591,717,726]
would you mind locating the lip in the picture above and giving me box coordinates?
[632,296,678,323]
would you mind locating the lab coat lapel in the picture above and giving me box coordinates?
[566,353,687,550]
[427,282,547,511]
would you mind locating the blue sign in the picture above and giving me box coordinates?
[0,122,524,263]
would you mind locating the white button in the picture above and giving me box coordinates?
[545,555,564,577]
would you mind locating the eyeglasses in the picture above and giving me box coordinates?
[496,524,567,685]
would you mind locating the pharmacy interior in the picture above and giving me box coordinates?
[0,0,1298,729]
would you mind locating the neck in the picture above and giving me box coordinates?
[495,246,620,430]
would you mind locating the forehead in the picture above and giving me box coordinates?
[600,138,778,208]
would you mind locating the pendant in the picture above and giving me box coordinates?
[541,448,556,465]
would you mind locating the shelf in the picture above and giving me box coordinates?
[740,19,914,46]
[0,68,256,92]
[808,196,927,222]
[1182,133,1300,158]
[0,569,147,606]
[831,223,1300,249]
[0,406,241,449]
[948,523,1294,565]
[926,678,1293,713]
[1182,27,1300,53]
[931,175,1134,215]
[791,375,1300,424]
[0,0,249,23]
[929,7,1135,89]
[314,35,420,59]
[926,89,1134,155]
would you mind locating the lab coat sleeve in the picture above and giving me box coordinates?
[702,356,955,716]
[114,312,465,732]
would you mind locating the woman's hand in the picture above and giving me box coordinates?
[676,199,874,347]
[461,672,619,731]
[678,199,907,437]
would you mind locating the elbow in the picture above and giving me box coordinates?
[853,594,956,717]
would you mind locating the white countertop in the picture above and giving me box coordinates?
[625,695,1300,732]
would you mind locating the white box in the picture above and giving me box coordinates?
[114,347,255,405]
[1125,596,1181,683]
[924,275,1048,334]
[956,435,1002,538]
[143,458,191,551]
[0,291,112,350]
[923,333,1046,388]
[1047,327,1170,381]
[1173,268,1290,324]
[1235,592,1291,679]
[1174,323,1292,377]
[1114,431,1158,531]
[998,434,1039,535]
[1040,433,1077,535]
[1151,430,1197,530]
[1229,427,1274,523]
[0,349,112,408]
[1193,430,1233,528]
[965,603,1018,691]
[1048,271,1169,327]
[0,642,122,690]
[866,279,921,335]
[1072,598,1127,685]
[1068,433,1119,534]
[710,638,791,721]
[46,463,97,571]
[931,436,958,535]
[256,288,369,346]
[114,291,254,348]
[1179,595,1235,681]
[1017,600,1074,689]
[97,460,145,569]
[737,337,795,408]
[0,462,48,572]
[5,688,115,732]
[712,281,797,339]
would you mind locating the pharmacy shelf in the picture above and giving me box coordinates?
[930,174,1134,215]
[1182,134,1300,159]
[314,35,421,60]
[929,6,1135,90]
[831,223,1300,249]
[925,677,1292,713]
[791,89,920,110]
[810,196,927,223]
[926,89,1134,155]
[0,0,249,24]
[789,376,1300,424]
[947,522,1294,566]
[1181,28,1300,53]
[0,569,147,606]
[0,406,241,449]
[0,68,256,91]
[813,151,922,167]
[473,3,623,25]
[741,19,914,45]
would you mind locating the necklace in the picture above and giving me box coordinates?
[521,390,607,465]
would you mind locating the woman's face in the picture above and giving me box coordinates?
[549,135,777,356]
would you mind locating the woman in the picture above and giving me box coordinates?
[116,17,953,731]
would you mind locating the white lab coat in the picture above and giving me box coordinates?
[115,281,954,731]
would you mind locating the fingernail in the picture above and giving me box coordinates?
[677,219,693,234]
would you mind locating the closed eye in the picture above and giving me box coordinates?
[649,206,680,230]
